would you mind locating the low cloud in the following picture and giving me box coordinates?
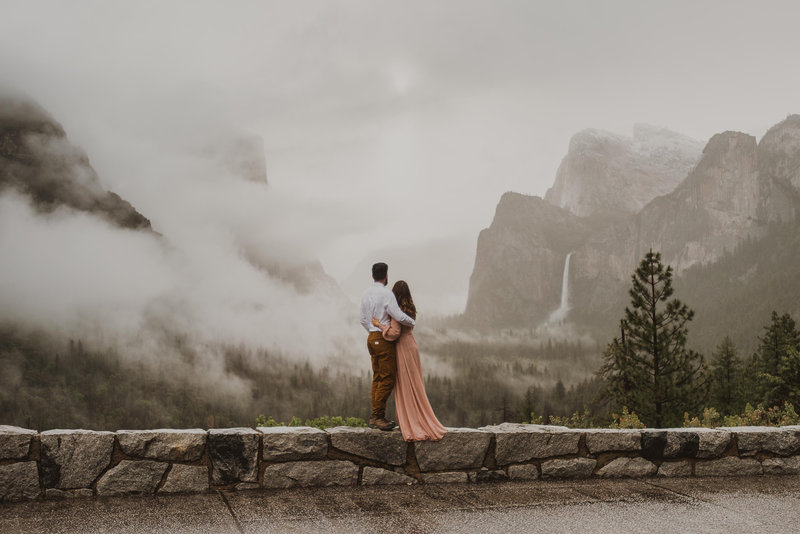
[0,142,363,396]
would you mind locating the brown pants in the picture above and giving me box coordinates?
[367,331,397,419]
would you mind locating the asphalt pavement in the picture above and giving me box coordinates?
[2,476,800,533]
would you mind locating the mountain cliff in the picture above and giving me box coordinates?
[463,193,595,326]
[465,115,800,331]
[0,95,152,230]
[544,124,703,218]
[757,114,800,222]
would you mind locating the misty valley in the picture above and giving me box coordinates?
[2,94,800,431]
[0,324,600,430]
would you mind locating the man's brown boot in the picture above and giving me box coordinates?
[368,417,395,431]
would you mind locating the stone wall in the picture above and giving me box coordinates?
[2,423,800,502]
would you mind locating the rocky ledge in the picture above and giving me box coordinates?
[1,423,799,502]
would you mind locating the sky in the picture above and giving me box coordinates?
[2,0,800,315]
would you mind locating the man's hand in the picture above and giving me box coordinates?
[371,317,382,328]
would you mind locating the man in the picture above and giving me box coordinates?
[360,262,416,431]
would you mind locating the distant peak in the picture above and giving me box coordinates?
[550,121,703,218]
[568,128,627,152]
[0,94,64,136]
[761,114,800,140]
[633,123,669,136]
[632,123,699,143]
[703,130,756,152]
[0,94,152,231]
[568,124,701,154]
[499,191,544,203]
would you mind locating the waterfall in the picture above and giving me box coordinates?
[546,252,573,324]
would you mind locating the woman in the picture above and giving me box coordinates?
[371,280,447,442]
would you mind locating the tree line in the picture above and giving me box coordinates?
[595,250,800,427]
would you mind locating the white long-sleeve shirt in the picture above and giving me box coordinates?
[360,282,416,332]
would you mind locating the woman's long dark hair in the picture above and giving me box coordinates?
[392,280,417,320]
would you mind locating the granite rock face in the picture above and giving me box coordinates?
[762,456,800,475]
[260,426,328,462]
[570,131,767,305]
[160,465,209,494]
[263,460,358,489]
[208,428,260,484]
[654,428,730,459]
[0,95,151,230]
[327,427,406,466]
[0,426,36,460]
[657,461,692,477]
[694,429,732,458]
[545,125,703,218]
[481,423,579,464]
[597,457,657,478]
[507,464,539,480]
[464,116,800,334]
[40,430,114,489]
[116,429,206,462]
[663,430,700,459]
[629,131,764,274]
[0,462,40,501]
[541,458,597,479]
[361,466,417,485]
[695,457,762,477]
[639,431,668,460]
[414,428,491,471]
[657,428,730,459]
[731,427,800,456]
[584,429,641,454]
[96,460,168,496]
[757,115,800,222]
[463,193,594,327]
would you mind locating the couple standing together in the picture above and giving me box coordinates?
[359,262,447,441]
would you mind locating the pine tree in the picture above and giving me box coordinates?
[775,346,800,407]
[521,386,536,422]
[600,321,649,414]
[707,336,743,415]
[553,379,566,402]
[600,250,706,427]
[751,311,800,407]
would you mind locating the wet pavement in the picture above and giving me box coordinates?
[2,476,800,533]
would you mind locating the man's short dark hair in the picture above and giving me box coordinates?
[372,262,388,281]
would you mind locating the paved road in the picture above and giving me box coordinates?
[2,476,800,533]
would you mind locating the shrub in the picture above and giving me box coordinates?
[549,410,594,428]
[523,410,544,424]
[255,414,279,427]
[608,407,645,429]
[683,407,722,428]
[684,402,800,427]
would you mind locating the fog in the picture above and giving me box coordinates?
[2,1,800,375]
[1,180,362,392]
